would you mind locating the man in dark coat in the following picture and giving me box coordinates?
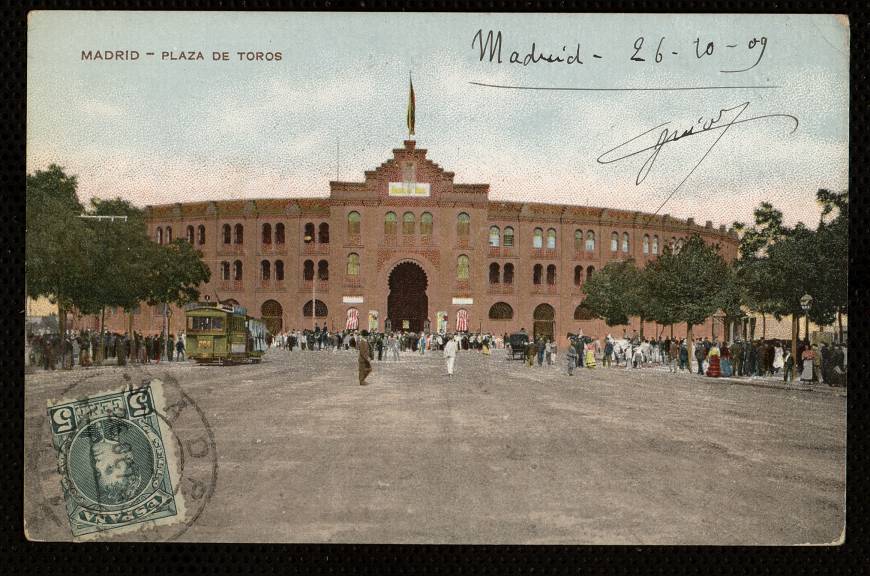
[358,331,372,385]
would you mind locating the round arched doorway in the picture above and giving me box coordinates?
[533,303,555,341]
[387,262,428,332]
[260,300,283,334]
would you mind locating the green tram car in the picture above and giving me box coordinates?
[184,302,268,364]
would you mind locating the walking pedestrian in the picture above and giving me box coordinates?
[444,334,458,376]
[358,331,372,386]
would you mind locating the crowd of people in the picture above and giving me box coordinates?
[27,322,847,389]
[270,324,498,359]
[27,330,187,370]
[514,331,847,387]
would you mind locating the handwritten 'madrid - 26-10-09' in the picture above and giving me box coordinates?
[25,12,847,544]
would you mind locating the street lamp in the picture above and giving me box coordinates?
[800,293,813,342]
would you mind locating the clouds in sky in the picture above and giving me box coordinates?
[27,12,848,228]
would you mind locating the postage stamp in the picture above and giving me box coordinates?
[46,380,185,538]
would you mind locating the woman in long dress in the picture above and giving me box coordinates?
[772,344,785,374]
[706,344,721,377]
[800,345,815,382]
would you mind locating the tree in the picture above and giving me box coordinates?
[732,202,789,339]
[82,198,153,347]
[581,259,638,328]
[143,239,211,359]
[645,234,734,369]
[815,189,848,342]
[25,165,91,334]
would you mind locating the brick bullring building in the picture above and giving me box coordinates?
[122,140,739,347]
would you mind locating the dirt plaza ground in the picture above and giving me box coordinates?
[24,348,846,545]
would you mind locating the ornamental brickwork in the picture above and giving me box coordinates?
[97,140,739,347]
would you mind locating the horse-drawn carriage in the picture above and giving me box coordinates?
[506,332,530,360]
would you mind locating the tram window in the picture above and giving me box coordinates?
[188,316,224,331]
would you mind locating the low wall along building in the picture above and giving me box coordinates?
[98,140,740,347]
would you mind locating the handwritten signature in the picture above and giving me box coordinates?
[597,102,799,190]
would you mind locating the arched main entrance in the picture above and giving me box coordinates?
[533,303,555,342]
[261,300,283,334]
[387,262,428,332]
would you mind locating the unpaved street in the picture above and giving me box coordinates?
[24,348,845,544]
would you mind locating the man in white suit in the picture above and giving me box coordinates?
[443,334,458,376]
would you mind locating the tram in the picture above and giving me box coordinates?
[184,302,268,364]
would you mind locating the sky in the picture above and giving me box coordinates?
[27,12,849,228]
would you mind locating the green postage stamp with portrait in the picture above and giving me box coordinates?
[47,381,184,538]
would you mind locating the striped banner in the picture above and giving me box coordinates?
[456,309,468,332]
[345,308,359,330]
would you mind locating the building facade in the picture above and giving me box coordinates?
[97,140,740,346]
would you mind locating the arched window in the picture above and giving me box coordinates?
[586,265,595,279]
[318,222,329,244]
[262,223,272,244]
[546,228,557,250]
[457,212,470,238]
[318,260,329,281]
[384,212,397,235]
[198,224,206,245]
[402,212,415,235]
[303,299,328,318]
[347,211,361,235]
[220,261,230,281]
[186,225,195,243]
[156,227,163,245]
[574,303,595,320]
[503,226,514,247]
[574,265,583,286]
[346,253,360,276]
[586,231,595,251]
[622,232,630,252]
[611,232,619,252]
[489,226,500,247]
[303,260,315,281]
[503,263,514,285]
[275,223,285,244]
[260,260,271,280]
[533,263,543,285]
[488,302,514,320]
[457,255,470,280]
[275,260,284,281]
[546,264,557,285]
[233,260,243,281]
[533,228,543,249]
[652,235,659,255]
[222,224,231,244]
[643,234,650,254]
[166,226,172,243]
[574,229,583,250]
[421,212,433,235]
[234,224,243,244]
[489,262,500,284]
[304,223,315,243]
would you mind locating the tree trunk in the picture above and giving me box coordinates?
[761,313,767,340]
[163,304,169,360]
[791,315,799,375]
[670,324,674,339]
[96,306,106,364]
[57,298,66,337]
[837,308,844,344]
[686,322,694,372]
[639,316,645,339]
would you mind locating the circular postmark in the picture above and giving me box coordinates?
[26,365,217,541]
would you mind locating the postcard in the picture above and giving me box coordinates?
[25,11,848,544]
